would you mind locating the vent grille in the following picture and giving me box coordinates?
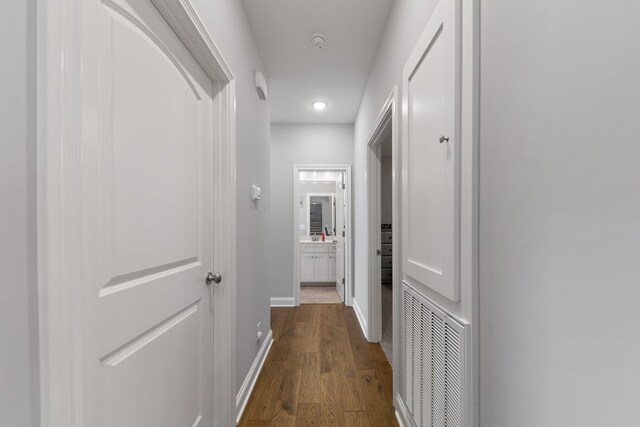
[402,282,467,427]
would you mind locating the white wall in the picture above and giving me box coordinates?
[380,155,392,225]
[353,0,440,329]
[480,1,640,425]
[189,0,272,398]
[269,124,354,299]
[0,1,39,426]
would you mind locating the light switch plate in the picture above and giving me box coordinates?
[251,185,261,201]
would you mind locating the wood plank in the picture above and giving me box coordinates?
[344,412,370,427]
[358,370,399,427]
[296,403,321,426]
[299,352,322,404]
[320,372,345,426]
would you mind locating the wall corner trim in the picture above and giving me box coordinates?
[235,329,273,425]
[270,297,295,307]
[352,298,369,340]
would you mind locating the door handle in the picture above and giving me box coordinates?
[439,134,450,144]
[206,272,222,285]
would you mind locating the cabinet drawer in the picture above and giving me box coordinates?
[382,231,393,243]
[381,268,393,282]
[381,244,393,256]
[381,256,393,269]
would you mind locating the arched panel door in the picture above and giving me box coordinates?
[80,0,216,425]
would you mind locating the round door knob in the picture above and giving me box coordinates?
[206,272,222,285]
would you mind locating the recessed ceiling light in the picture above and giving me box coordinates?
[312,101,327,111]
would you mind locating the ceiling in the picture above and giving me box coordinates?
[242,0,395,123]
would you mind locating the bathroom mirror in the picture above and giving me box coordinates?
[306,194,334,236]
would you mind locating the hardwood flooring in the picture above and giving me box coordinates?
[239,304,398,427]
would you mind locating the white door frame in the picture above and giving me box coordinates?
[365,87,400,390]
[37,1,237,426]
[293,165,352,306]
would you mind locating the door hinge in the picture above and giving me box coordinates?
[342,183,346,190]
[342,278,345,285]
[376,249,381,256]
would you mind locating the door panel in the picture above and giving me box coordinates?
[402,0,461,302]
[82,0,215,425]
[328,254,337,283]
[301,254,316,282]
[315,253,329,282]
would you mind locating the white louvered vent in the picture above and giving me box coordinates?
[402,282,468,427]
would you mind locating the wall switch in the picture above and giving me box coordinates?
[251,185,261,201]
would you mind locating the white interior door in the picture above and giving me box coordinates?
[335,174,346,301]
[79,0,216,425]
[402,0,461,302]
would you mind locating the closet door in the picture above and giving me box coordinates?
[402,0,461,301]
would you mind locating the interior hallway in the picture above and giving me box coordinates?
[238,304,397,426]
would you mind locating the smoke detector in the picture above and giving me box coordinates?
[310,33,326,50]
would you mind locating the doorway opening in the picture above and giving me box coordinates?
[366,88,399,369]
[293,165,352,306]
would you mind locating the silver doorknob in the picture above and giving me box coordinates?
[206,272,222,285]
[439,134,450,143]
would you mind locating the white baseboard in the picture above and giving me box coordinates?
[395,393,415,427]
[270,297,295,307]
[235,329,273,425]
[352,297,368,340]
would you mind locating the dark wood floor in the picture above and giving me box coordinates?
[238,304,398,426]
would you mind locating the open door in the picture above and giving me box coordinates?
[335,173,346,302]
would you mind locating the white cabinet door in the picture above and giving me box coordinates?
[328,254,337,283]
[402,0,461,302]
[315,253,330,282]
[301,253,316,282]
[79,0,216,424]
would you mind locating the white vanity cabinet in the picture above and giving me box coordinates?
[300,243,336,283]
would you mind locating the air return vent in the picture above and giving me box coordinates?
[402,282,468,427]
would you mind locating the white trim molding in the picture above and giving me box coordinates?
[365,87,399,345]
[270,297,296,307]
[235,330,273,425]
[394,394,415,427]
[351,298,368,341]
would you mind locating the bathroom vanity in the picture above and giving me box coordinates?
[300,241,337,283]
